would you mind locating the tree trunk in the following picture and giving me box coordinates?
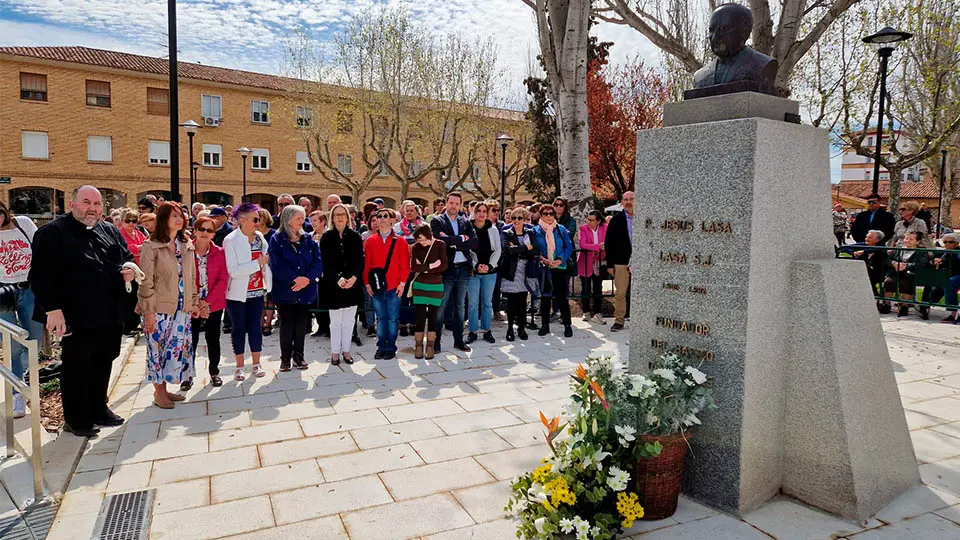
[944,154,958,229]
[887,169,903,219]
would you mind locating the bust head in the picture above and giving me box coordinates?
[709,4,753,58]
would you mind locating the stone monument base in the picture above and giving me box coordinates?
[630,93,918,522]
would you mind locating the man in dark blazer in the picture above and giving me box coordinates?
[430,192,477,352]
[851,197,895,244]
[604,192,635,331]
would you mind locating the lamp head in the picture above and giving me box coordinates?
[236,147,251,158]
[180,119,201,135]
[863,26,913,53]
[496,134,513,149]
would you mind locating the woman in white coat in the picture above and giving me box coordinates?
[223,203,273,380]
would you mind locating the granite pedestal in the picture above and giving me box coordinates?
[628,96,919,522]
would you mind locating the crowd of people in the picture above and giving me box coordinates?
[2,186,639,437]
[837,197,960,322]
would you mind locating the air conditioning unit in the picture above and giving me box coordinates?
[204,117,220,127]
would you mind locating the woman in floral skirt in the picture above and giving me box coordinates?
[138,202,199,409]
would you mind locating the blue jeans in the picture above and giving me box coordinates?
[437,263,470,345]
[467,273,497,332]
[364,288,376,328]
[226,296,265,355]
[0,288,44,382]
[946,275,960,312]
[372,289,400,354]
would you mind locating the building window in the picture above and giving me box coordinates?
[202,94,222,119]
[296,106,312,128]
[147,87,169,115]
[251,100,269,123]
[87,136,113,162]
[85,80,111,107]
[336,110,353,133]
[408,160,423,178]
[471,163,482,184]
[20,73,47,101]
[866,136,874,147]
[202,144,222,167]
[864,170,871,179]
[21,131,49,159]
[337,154,353,175]
[148,140,170,165]
[251,148,269,170]
[296,151,312,172]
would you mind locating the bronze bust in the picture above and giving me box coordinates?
[688,4,778,99]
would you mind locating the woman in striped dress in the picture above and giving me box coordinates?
[409,224,448,359]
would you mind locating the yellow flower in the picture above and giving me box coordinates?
[545,476,577,507]
[532,463,553,484]
[617,492,645,528]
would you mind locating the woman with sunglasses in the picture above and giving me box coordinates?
[187,217,228,387]
[891,201,931,248]
[500,207,537,341]
[138,202,199,408]
[320,203,365,364]
[466,202,501,344]
[534,204,574,337]
[223,203,272,380]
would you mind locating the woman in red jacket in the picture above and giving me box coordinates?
[187,217,229,388]
[577,211,608,325]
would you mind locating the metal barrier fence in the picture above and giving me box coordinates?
[837,245,960,309]
[0,318,44,505]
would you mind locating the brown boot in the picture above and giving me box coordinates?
[414,332,425,359]
[425,332,436,360]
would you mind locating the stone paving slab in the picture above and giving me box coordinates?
[40,314,960,539]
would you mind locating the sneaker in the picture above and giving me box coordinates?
[12,393,26,419]
[483,331,495,344]
[550,312,561,322]
[582,313,591,322]
[234,368,246,381]
[941,314,958,324]
[180,379,193,392]
[466,332,478,344]
[610,323,624,332]
[592,314,606,325]
[210,375,223,387]
[454,343,472,353]
[374,350,384,360]
[366,327,377,337]
[382,352,396,360]
[252,364,266,378]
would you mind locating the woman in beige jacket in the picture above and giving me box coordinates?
[138,202,199,409]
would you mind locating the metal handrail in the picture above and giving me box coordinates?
[0,316,44,505]
[837,245,960,309]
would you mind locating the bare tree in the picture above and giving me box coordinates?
[522,0,594,223]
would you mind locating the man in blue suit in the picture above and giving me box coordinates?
[430,192,477,353]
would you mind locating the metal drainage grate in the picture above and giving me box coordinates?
[0,500,59,540]
[93,489,155,540]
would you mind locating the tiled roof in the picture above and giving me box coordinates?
[0,46,526,121]
[837,180,947,199]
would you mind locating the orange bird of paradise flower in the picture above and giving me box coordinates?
[540,411,564,446]
[572,363,588,383]
[589,380,610,410]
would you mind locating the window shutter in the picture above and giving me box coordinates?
[20,73,47,92]
[88,136,112,162]
[21,132,49,159]
[149,141,170,164]
[147,88,169,115]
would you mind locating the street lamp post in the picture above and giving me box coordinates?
[168,0,180,202]
[192,162,200,204]
[938,149,949,233]
[180,120,201,205]
[863,26,913,200]
[496,134,513,213]
[237,147,251,201]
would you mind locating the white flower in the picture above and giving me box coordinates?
[527,483,548,505]
[534,516,547,535]
[584,449,611,470]
[652,368,676,382]
[567,432,585,449]
[684,365,708,385]
[562,400,582,421]
[606,465,631,491]
[559,518,575,533]
[615,424,637,446]
[590,526,602,538]
[682,413,702,426]
[646,411,659,426]
[573,516,591,534]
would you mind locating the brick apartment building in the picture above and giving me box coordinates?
[0,46,528,218]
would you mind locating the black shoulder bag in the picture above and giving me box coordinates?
[367,236,397,294]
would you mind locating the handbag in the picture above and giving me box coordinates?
[367,236,398,294]
[406,240,436,298]
[0,218,33,313]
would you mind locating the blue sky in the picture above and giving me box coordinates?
[0,0,842,181]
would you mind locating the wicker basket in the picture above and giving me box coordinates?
[634,431,692,520]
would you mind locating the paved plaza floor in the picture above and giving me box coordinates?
[44,314,960,539]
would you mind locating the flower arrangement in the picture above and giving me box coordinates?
[506,350,716,539]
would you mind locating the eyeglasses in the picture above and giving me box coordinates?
[540,212,556,217]
[124,219,138,224]
[377,213,392,219]
[553,202,565,207]
[250,217,260,224]
[512,216,524,221]
[197,227,215,233]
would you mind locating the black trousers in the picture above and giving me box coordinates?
[414,304,437,333]
[505,292,528,330]
[541,269,571,327]
[277,304,310,360]
[580,275,603,315]
[191,309,224,376]
[60,328,122,430]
